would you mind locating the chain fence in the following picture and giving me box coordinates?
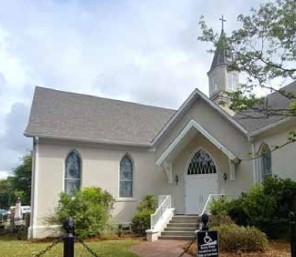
[32,217,101,257]
[77,237,101,257]
[33,237,63,257]
[32,236,101,257]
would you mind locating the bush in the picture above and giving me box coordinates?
[214,224,268,252]
[209,214,234,227]
[132,195,157,234]
[209,197,231,216]
[209,176,296,238]
[53,187,115,238]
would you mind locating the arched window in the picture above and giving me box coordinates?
[260,144,272,179]
[65,150,81,195]
[120,155,133,197]
[187,150,216,175]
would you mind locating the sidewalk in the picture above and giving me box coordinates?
[131,240,193,257]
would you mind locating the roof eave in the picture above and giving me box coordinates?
[156,119,240,166]
[247,117,293,138]
[24,131,152,148]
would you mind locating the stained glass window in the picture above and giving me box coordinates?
[261,144,272,179]
[120,155,133,197]
[65,151,81,195]
[187,150,216,175]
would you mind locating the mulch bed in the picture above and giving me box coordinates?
[28,233,144,243]
[186,240,291,257]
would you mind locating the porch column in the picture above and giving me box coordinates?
[229,159,236,181]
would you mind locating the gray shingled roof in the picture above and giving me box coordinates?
[25,82,296,145]
[25,87,176,145]
[234,81,296,133]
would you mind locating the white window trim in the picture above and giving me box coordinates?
[64,150,82,194]
[118,154,134,198]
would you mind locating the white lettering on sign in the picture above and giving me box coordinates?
[197,231,219,257]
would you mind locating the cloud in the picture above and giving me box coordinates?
[2,103,31,151]
[0,171,9,179]
[0,0,264,176]
[0,103,31,174]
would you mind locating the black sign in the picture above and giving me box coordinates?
[197,231,219,257]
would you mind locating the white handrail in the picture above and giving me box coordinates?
[150,195,171,230]
[200,194,227,216]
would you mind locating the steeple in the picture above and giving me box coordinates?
[207,15,239,106]
[208,31,232,73]
[209,15,231,73]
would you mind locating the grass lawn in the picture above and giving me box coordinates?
[0,236,141,257]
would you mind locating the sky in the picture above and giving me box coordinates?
[0,0,265,179]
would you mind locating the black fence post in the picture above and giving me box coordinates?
[290,212,296,257]
[63,217,75,257]
[201,213,209,231]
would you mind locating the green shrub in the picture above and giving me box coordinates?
[53,187,115,238]
[209,196,249,226]
[209,214,234,227]
[209,197,231,216]
[214,224,268,252]
[136,195,157,212]
[131,210,152,234]
[132,195,157,234]
[209,176,296,238]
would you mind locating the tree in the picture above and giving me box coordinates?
[199,0,295,113]
[11,153,32,205]
[0,178,13,209]
[0,154,32,208]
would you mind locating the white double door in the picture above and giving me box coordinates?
[185,173,218,214]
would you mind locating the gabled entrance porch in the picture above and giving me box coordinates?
[156,119,239,215]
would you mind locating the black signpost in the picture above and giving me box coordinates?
[197,213,219,257]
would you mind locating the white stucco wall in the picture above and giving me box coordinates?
[29,139,169,238]
[155,99,251,161]
[254,122,296,181]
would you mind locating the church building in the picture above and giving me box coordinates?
[25,28,296,239]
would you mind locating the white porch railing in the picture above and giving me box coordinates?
[200,194,227,216]
[150,195,172,230]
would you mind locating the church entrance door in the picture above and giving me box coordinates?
[184,149,218,214]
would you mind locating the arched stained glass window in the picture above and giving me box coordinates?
[120,155,133,197]
[65,151,81,195]
[261,144,272,179]
[187,150,216,175]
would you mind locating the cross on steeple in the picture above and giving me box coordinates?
[219,15,226,32]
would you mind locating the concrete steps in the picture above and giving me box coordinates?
[158,215,199,240]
